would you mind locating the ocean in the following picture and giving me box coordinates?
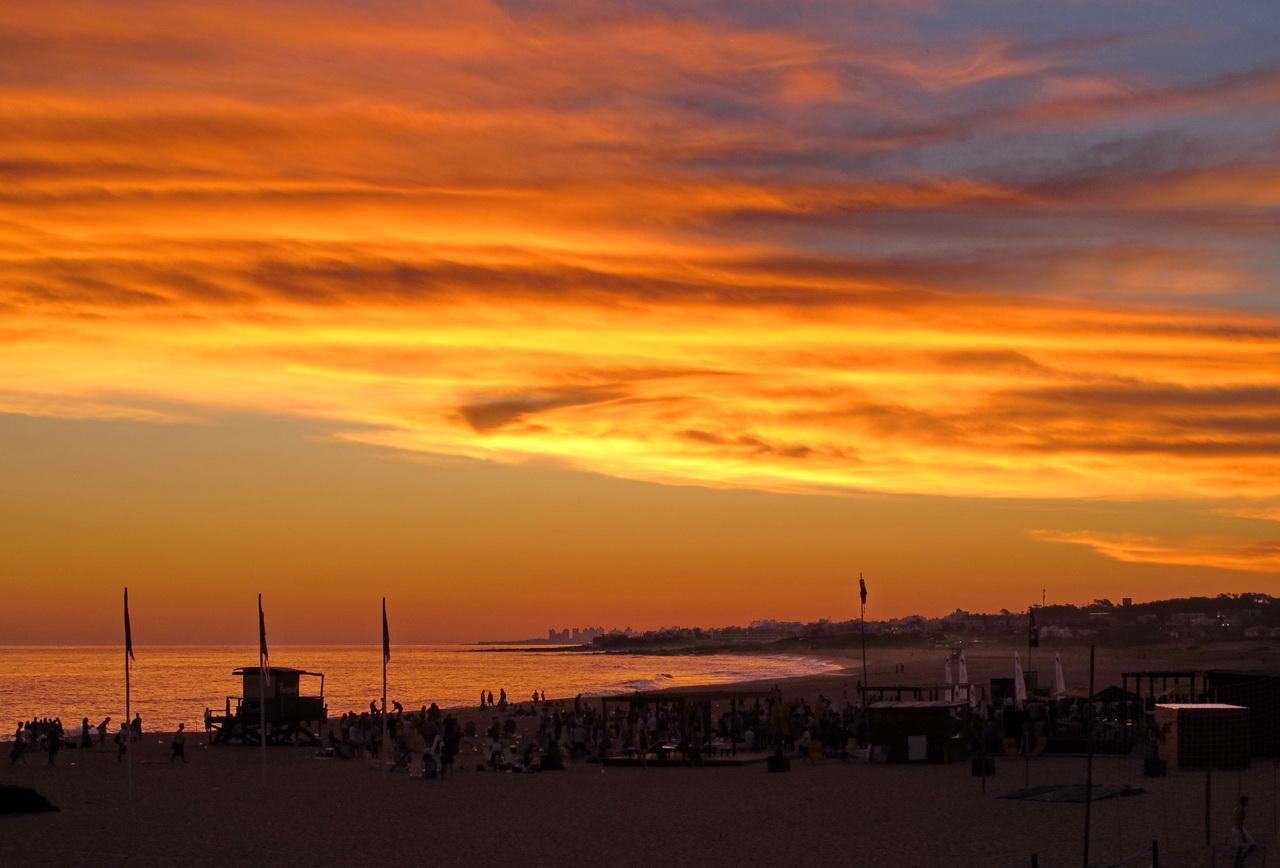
[1,645,843,733]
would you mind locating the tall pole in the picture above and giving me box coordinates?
[259,675,267,784]
[125,621,133,801]
[123,587,134,804]
[859,572,869,697]
[1082,643,1095,868]
[258,594,268,786]
[381,597,389,771]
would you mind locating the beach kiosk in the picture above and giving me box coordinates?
[866,700,968,763]
[204,666,327,745]
[1153,703,1249,770]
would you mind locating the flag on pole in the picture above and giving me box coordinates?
[124,587,135,660]
[382,597,391,664]
[859,574,867,606]
[258,593,270,684]
[1054,652,1067,699]
[1014,651,1028,704]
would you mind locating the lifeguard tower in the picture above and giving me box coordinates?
[204,666,327,745]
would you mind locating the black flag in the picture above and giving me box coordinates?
[258,594,270,679]
[382,597,390,664]
[859,574,868,606]
[124,587,135,660]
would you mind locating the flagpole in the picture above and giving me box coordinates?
[381,597,389,772]
[859,573,868,697]
[124,587,133,804]
[258,594,267,786]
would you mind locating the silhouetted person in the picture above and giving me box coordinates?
[170,723,187,764]
[115,723,129,762]
[487,690,494,707]
[480,690,487,709]
[97,717,111,745]
[130,713,142,742]
[80,717,93,749]
[1234,796,1256,867]
[47,720,63,764]
[9,723,28,764]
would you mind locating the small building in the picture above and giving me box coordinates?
[1207,670,1280,757]
[990,672,1038,706]
[865,701,968,763]
[860,683,981,705]
[205,666,327,745]
[1154,704,1249,770]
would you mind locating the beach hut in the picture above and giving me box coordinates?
[865,700,968,763]
[1206,669,1280,757]
[1153,703,1249,770]
[859,683,982,705]
[204,666,327,745]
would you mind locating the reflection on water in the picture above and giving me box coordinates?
[1,645,843,733]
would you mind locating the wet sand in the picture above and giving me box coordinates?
[4,641,1277,867]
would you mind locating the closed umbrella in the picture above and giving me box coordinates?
[1054,652,1067,699]
[1014,652,1028,704]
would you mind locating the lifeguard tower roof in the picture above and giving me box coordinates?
[231,666,323,677]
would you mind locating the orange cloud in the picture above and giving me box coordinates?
[2,0,1278,509]
[1030,529,1280,574]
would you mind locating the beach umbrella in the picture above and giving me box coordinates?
[1054,652,1067,699]
[944,656,953,684]
[1013,652,1028,704]
[956,651,974,706]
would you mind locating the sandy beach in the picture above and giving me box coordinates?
[4,642,1277,867]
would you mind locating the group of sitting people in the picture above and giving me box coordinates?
[325,701,465,779]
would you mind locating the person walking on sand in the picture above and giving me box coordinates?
[131,713,142,742]
[1233,796,1256,867]
[97,716,111,746]
[170,723,188,764]
[115,723,129,762]
[80,717,93,749]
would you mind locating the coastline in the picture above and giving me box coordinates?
[5,640,1275,868]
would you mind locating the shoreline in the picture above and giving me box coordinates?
[0,647,850,740]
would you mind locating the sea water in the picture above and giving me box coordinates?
[0,645,843,733]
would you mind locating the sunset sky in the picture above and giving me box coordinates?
[2,1,1278,643]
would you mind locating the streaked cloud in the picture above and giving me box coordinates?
[2,0,1278,509]
[1030,529,1280,574]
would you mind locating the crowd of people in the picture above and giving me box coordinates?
[7,712,192,765]
[4,682,1261,866]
